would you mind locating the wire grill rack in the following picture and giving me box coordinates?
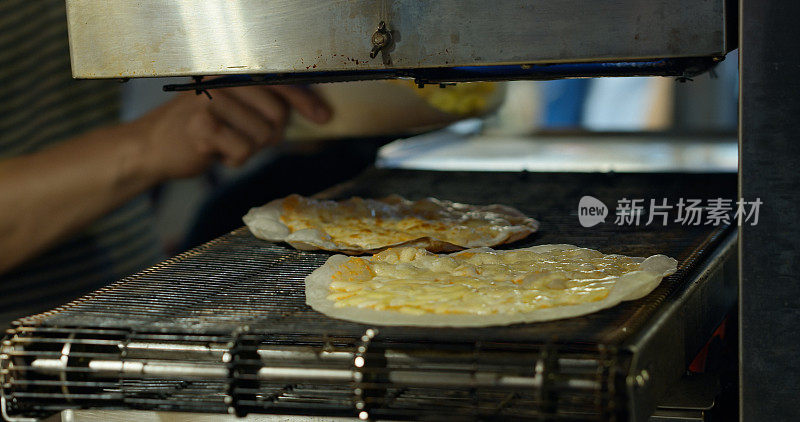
[1,170,737,421]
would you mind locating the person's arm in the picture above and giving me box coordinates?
[0,85,330,274]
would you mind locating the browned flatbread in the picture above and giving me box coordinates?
[243,194,539,254]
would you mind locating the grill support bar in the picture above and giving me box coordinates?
[28,358,549,390]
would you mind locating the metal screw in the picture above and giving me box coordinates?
[370,21,392,59]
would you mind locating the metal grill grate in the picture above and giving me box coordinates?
[2,170,737,420]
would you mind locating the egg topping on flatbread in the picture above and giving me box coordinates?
[305,245,677,327]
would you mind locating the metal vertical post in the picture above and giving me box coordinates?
[739,0,800,419]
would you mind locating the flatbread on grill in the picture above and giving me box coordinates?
[305,245,677,327]
[243,194,539,254]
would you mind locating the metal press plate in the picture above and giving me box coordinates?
[65,0,728,78]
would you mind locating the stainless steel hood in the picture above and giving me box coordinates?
[65,0,729,79]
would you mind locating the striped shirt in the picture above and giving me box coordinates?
[0,0,162,323]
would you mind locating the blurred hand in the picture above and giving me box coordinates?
[132,85,331,180]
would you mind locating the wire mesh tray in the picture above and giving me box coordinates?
[1,169,737,420]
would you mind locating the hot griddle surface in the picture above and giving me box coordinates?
[17,169,736,347]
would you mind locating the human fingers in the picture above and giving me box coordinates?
[219,85,290,142]
[266,85,332,124]
[201,113,257,167]
[208,90,276,147]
